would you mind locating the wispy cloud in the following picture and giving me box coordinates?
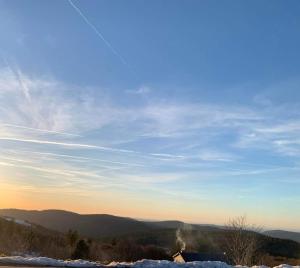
[12,150,145,167]
[1,66,300,161]
[0,66,125,134]
[1,123,81,137]
[0,136,188,161]
[0,136,138,152]
[1,57,31,101]
[235,117,300,157]
[1,66,300,209]
[0,159,75,178]
[126,86,151,95]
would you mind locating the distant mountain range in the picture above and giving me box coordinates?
[1,209,299,245]
[0,209,215,238]
[264,230,300,243]
[0,209,151,238]
[1,208,300,262]
[0,209,221,239]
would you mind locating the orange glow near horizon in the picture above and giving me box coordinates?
[0,181,225,223]
[0,184,295,230]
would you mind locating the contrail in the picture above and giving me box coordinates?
[21,151,145,167]
[0,159,85,178]
[2,149,144,167]
[68,0,131,70]
[1,123,81,137]
[0,137,186,160]
[0,137,136,153]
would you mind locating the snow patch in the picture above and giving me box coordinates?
[14,219,32,227]
[0,256,99,267]
[108,260,232,267]
[108,260,300,268]
[0,256,299,268]
[2,216,32,227]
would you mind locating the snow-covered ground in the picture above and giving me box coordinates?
[0,256,299,268]
[0,256,98,267]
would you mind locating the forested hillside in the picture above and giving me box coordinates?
[0,209,152,238]
[264,230,300,244]
[0,216,169,263]
[0,210,299,266]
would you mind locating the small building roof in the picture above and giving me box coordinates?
[173,251,227,262]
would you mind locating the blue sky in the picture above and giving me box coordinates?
[0,0,299,230]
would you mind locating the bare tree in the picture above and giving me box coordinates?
[223,216,261,266]
[66,229,79,256]
[26,228,36,252]
[66,229,79,248]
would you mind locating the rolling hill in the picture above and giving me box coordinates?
[0,209,300,263]
[264,230,300,243]
[0,209,152,238]
[0,209,220,238]
[0,215,68,258]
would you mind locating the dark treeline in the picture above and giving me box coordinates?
[1,217,300,266]
[0,217,169,263]
[0,217,69,258]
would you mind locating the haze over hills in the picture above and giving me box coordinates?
[1,208,300,264]
[0,209,153,238]
[264,230,300,244]
[0,209,222,238]
[2,208,300,247]
[2,209,300,241]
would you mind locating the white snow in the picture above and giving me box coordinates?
[109,260,299,268]
[108,260,232,267]
[14,219,32,227]
[0,256,299,268]
[2,216,32,227]
[0,256,99,267]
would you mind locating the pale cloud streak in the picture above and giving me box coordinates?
[11,150,145,167]
[0,136,136,152]
[1,123,81,137]
[1,65,299,161]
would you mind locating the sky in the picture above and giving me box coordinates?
[0,0,300,231]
